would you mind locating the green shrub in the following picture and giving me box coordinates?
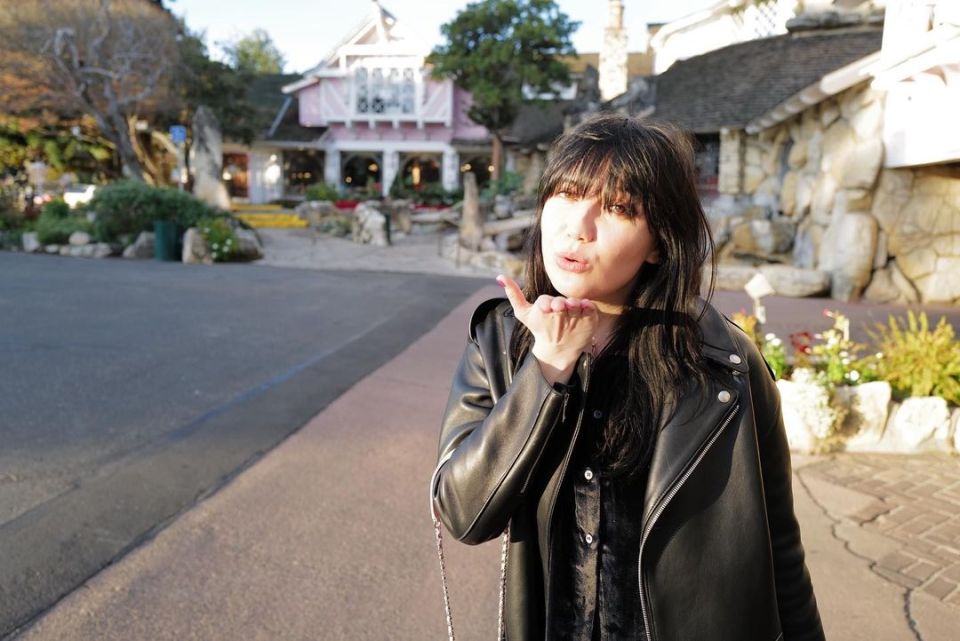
[90,180,226,243]
[482,170,523,197]
[856,310,960,404]
[34,207,93,244]
[42,199,70,219]
[305,182,340,202]
[197,216,239,262]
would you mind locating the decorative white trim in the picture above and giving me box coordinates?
[745,51,881,134]
[330,140,456,154]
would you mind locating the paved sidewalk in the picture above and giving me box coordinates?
[796,453,960,639]
[9,285,960,641]
[253,227,500,278]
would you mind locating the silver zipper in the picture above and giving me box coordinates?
[638,402,740,641]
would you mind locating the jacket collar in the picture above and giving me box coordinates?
[689,296,749,375]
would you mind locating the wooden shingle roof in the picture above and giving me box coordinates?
[651,27,883,133]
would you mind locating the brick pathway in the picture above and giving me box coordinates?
[799,453,960,608]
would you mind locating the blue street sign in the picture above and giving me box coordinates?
[169,125,186,144]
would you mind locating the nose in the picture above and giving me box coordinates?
[565,199,599,242]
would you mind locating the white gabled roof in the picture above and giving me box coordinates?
[282,1,427,95]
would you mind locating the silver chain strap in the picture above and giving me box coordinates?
[431,478,510,641]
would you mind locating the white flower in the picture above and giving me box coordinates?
[875,352,884,359]
[842,357,850,365]
[212,243,219,250]
[765,333,776,341]
[770,337,782,347]
[847,370,861,382]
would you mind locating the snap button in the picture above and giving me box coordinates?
[585,534,594,545]
[728,353,742,364]
[592,409,603,420]
[584,468,594,481]
[718,390,731,403]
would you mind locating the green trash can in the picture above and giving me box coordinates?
[154,220,180,261]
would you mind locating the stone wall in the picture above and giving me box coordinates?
[736,82,960,304]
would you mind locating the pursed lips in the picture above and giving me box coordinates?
[556,251,591,272]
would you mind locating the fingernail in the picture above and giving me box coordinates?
[495,275,505,287]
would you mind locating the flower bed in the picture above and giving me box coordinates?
[732,309,960,454]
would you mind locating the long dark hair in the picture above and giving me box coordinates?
[509,114,717,478]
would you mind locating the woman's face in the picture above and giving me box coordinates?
[540,191,659,308]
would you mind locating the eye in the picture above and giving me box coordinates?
[607,203,631,216]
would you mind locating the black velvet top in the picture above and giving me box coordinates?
[548,347,650,641]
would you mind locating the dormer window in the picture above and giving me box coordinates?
[354,65,417,116]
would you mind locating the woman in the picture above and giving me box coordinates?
[430,114,824,641]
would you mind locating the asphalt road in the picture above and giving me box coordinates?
[0,252,485,638]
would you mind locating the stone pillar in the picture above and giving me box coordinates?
[442,147,460,191]
[719,128,744,194]
[460,172,483,251]
[324,148,341,187]
[599,0,628,101]
[189,106,231,209]
[382,149,400,197]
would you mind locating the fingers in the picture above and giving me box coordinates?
[496,274,530,316]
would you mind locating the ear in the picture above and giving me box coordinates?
[646,248,661,265]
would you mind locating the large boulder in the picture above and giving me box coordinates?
[758,264,831,297]
[792,219,824,269]
[821,211,878,301]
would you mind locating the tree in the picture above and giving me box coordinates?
[172,26,261,145]
[427,0,578,179]
[0,0,180,182]
[221,28,286,75]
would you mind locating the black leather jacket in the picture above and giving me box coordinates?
[431,296,825,641]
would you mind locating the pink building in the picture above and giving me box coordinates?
[257,1,492,201]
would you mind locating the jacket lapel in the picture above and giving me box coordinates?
[640,298,749,531]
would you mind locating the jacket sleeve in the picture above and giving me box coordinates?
[747,340,826,641]
[430,308,578,545]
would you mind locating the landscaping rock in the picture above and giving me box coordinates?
[234,228,264,260]
[182,227,213,265]
[952,408,960,452]
[92,242,117,259]
[758,264,830,297]
[754,219,795,254]
[837,382,892,451]
[776,369,838,452]
[493,194,514,219]
[21,232,40,253]
[714,263,757,291]
[123,232,155,259]
[68,231,92,246]
[44,244,60,254]
[468,250,524,280]
[295,200,337,226]
[351,202,388,246]
[880,397,951,452]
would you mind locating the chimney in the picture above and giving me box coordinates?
[599,0,629,101]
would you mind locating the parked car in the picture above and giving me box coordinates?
[63,184,97,208]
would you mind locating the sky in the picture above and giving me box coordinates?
[168,0,720,74]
